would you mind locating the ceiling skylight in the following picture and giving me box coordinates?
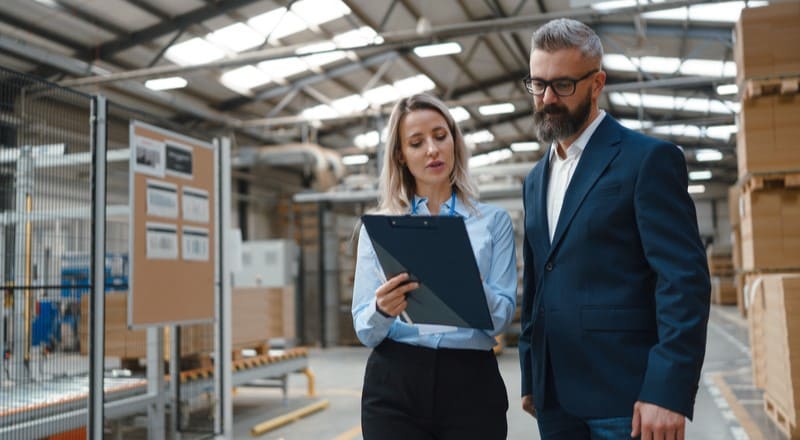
[247,7,308,40]
[469,149,512,167]
[207,23,264,52]
[332,94,370,114]
[643,1,768,23]
[291,0,351,25]
[301,104,338,120]
[220,66,271,94]
[609,92,739,114]
[394,75,436,97]
[603,54,736,77]
[165,38,226,66]
[716,84,738,95]
[247,1,351,42]
[258,58,309,80]
[363,85,400,106]
[449,106,471,122]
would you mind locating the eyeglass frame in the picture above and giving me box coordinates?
[521,69,600,97]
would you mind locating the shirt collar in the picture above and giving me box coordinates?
[548,109,606,162]
[412,193,471,218]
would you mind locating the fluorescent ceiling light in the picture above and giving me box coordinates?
[510,142,541,152]
[688,184,706,194]
[220,66,271,94]
[689,170,712,181]
[248,7,307,40]
[207,23,264,52]
[469,149,512,168]
[643,1,768,23]
[145,77,188,91]
[332,94,369,114]
[342,154,369,165]
[363,85,400,106]
[695,149,723,162]
[296,41,348,68]
[716,84,738,95]
[301,104,338,120]
[413,42,462,58]
[464,130,495,147]
[355,131,380,149]
[394,74,436,97]
[334,27,380,49]
[479,103,515,116]
[258,57,308,79]
[165,38,226,66]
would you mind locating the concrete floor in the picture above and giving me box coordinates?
[232,305,774,440]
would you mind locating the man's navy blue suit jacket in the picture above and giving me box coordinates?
[518,115,711,419]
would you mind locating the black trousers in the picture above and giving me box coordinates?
[361,338,508,440]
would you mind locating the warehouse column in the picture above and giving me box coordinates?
[11,146,32,381]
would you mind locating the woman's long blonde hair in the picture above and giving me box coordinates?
[377,93,478,214]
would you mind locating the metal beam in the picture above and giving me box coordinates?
[89,0,264,60]
[58,0,733,87]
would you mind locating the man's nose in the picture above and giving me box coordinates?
[541,85,559,104]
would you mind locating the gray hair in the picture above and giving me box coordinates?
[532,18,604,66]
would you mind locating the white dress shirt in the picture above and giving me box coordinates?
[546,110,606,241]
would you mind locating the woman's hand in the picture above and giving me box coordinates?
[376,273,419,317]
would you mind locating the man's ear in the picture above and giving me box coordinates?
[593,70,607,98]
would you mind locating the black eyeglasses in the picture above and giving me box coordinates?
[521,69,599,97]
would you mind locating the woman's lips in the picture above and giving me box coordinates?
[427,160,444,169]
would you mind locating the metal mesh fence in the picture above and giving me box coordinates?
[0,67,96,439]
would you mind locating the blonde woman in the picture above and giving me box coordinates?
[351,93,517,439]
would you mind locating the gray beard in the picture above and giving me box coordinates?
[533,94,591,145]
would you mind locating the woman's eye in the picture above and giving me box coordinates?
[409,142,421,148]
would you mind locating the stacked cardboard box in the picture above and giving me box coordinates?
[707,244,737,305]
[736,3,800,436]
[728,185,747,316]
[749,275,800,438]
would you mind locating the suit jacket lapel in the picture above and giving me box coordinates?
[547,117,622,258]
[532,146,552,255]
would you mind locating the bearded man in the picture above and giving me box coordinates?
[518,18,711,440]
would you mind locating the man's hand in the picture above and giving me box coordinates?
[631,401,685,439]
[522,394,536,418]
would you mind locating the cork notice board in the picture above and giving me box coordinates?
[129,121,216,327]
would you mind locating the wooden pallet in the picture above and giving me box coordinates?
[764,392,800,439]
[744,75,800,99]
[742,172,800,193]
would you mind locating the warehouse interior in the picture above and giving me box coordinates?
[0,0,798,438]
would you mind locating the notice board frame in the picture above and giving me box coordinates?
[128,120,218,328]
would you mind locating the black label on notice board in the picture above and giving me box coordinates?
[166,144,193,177]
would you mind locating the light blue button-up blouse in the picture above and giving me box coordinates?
[351,195,517,351]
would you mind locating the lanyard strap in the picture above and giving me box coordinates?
[411,191,456,216]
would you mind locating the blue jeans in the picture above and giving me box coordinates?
[537,405,639,440]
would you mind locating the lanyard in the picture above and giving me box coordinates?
[411,191,457,216]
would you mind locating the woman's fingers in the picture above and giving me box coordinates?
[376,273,419,316]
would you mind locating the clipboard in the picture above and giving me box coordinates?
[361,214,493,330]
